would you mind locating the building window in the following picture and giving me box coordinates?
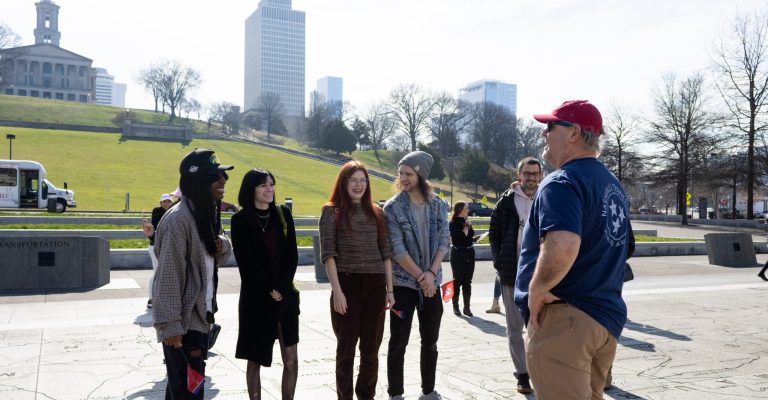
[18,90,26,96]
[43,92,51,99]
[45,15,50,28]
[43,63,52,74]
[31,90,39,97]
[4,89,12,95]
[67,93,75,101]
[79,95,88,103]
[55,93,63,100]
[43,78,51,88]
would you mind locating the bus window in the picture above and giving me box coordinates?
[0,168,16,186]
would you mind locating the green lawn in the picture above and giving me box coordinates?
[0,95,208,132]
[4,127,394,216]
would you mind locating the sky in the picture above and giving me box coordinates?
[2,0,767,122]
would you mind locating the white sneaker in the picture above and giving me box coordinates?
[418,391,442,400]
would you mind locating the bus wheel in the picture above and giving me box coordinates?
[56,200,67,213]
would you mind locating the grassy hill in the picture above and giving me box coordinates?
[0,94,208,133]
[3,127,395,216]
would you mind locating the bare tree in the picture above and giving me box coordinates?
[428,93,469,157]
[712,9,768,219]
[468,102,517,166]
[602,100,643,184]
[363,103,396,163]
[250,92,287,142]
[513,119,546,163]
[208,101,238,135]
[0,23,20,49]
[156,60,201,123]
[0,23,22,88]
[136,63,163,113]
[647,73,720,225]
[388,83,435,151]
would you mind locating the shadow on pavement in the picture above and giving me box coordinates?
[605,385,649,399]
[125,375,221,399]
[460,315,507,337]
[624,319,690,341]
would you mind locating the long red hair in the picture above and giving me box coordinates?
[326,160,387,241]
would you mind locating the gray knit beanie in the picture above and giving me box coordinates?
[398,151,434,180]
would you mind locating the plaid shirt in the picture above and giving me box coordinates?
[152,200,232,341]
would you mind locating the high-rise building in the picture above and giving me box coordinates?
[92,67,113,106]
[244,0,306,118]
[111,82,126,107]
[458,79,518,116]
[316,76,342,116]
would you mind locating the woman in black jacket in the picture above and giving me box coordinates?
[449,201,479,316]
[231,169,300,400]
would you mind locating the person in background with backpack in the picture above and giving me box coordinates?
[319,160,395,400]
[231,169,300,400]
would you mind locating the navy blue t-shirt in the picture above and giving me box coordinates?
[514,157,629,339]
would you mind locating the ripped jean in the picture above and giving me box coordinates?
[162,330,208,399]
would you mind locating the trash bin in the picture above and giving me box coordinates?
[312,234,328,283]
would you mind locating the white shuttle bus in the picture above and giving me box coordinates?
[0,160,76,212]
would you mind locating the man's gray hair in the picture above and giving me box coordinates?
[579,128,601,152]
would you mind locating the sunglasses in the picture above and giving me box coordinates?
[545,120,574,133]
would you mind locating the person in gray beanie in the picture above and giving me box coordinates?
[398,150,434,180]
[383,151,450,400]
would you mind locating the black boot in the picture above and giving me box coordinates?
[462,292,473,317]
[452,298,461,316]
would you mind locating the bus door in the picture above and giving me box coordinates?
[19,169,40,208]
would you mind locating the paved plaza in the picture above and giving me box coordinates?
[1,221,768,399]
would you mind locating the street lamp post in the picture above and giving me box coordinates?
[6,134,15,159]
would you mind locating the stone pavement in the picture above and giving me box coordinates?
[1,254,768,399]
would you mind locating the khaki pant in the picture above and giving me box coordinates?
[525,303,617,400]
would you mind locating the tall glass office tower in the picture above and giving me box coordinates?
[459,79,518,116]
[244,0,306,118]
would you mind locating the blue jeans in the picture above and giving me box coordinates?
[493,276,501,299]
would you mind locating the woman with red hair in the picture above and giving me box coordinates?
[319,160,395,400]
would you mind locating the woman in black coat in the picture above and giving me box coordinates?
[231,169,299,400]
[449,201,479,317]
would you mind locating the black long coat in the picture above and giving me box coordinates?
[231,205,299,366]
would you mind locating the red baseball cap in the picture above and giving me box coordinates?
[534,100,603,135]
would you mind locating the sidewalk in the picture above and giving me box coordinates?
[1,255,768,399]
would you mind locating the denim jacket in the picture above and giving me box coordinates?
[384,191,450,290]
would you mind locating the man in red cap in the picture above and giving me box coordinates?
[514,100,630,398]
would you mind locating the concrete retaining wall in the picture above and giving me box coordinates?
[110,241,756,269]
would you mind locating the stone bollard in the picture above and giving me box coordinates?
[704,232,757,267]
[312,234,328,283]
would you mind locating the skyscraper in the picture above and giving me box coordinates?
[244,0,306,118]
[316,76,343,116]
[459,79,518,116]
[92,67,114,106]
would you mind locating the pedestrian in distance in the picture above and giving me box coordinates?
[488,156,542,394]
[141,193,174,309]
[152,148,233,399]
[384,151,450,400]
[515,100,630,399]
[231,168,300,400]
[319,160,396,400]
[448,200,479,316]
